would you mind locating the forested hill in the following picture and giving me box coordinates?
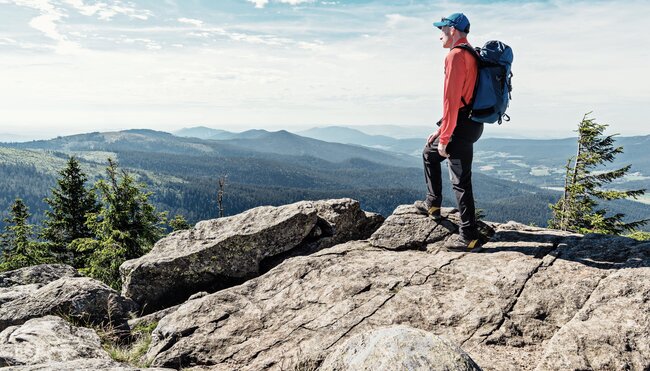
[8,129,418,168]
[1,129,648,231]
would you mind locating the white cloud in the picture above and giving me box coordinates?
[279,0,314,4]
[62,0,152,20]
[121,37,161,50]
[247,0,314,8]
[0,37,17,45]
[248,0,268,8]
[178,17,203,27]
[385,13,421,29]
[3,0,152,54]
[179,22,320,49]
[12,0,83,54]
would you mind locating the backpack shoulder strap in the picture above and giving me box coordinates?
[453,43,480,60]
[452,43,481,108]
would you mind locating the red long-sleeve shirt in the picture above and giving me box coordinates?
[438,37,478,145]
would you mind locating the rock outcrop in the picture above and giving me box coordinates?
[121,198,382,312]
[320,325,481,371]
[0,200,648,370]
[0,316,172,370]
[0,315,115,367]
[0,264,79,305]
[369,205,494,250]
[143,204,649,370]
[0,264,78,287]
[0,277,138,333]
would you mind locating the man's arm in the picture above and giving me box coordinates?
[438,50,467,146]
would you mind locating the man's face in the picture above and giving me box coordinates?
[440,26,453,48]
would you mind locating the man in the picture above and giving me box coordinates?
[414,12,483,250]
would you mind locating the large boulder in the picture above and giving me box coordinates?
[0,264,79,305]
[0,277,138,333]
[369,205,494,251]
[0,315,113,367]
[0,315,173,370]
[143,206,649,370]
[320,325,481,370]
[0,264,78,288]
[121,198,382,312]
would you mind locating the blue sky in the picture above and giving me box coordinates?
[0,0,648,140]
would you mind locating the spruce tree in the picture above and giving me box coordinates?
[41,156,99,262]
[80,158,165,289]
[549,113,647,234]
[169,214,191,231]
[1,199,52,271]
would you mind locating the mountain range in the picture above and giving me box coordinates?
[176,125,650,193]
[1,127,648,232]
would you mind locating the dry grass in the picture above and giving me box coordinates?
[100,321,158,368]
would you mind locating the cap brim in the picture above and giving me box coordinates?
[432,21,449,29]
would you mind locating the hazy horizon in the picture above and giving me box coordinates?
[1,123,648,144]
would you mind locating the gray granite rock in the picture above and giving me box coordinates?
[320,325,481,371]
[369,206,494,251]
[142,205,649,370]
[0,277,138,332]
[0,265,79,305]
[0,315,112,366]
[0,264,79,288]
[121,198,382,312]
[369,205,457,250]
[3,360,172,371]
[0,284,40,306]
[0,315,174,371]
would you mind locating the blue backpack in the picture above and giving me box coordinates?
[456,41,513,125]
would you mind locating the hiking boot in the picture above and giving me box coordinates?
[413,200,442,221]
[444,234,481,251]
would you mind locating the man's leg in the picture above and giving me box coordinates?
[422,140,446,208]
[447,139,479,240]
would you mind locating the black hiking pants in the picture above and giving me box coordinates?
[422,110,484,240]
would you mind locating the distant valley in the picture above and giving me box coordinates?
[283,126,650,202]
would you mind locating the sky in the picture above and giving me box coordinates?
[0,0,648,140]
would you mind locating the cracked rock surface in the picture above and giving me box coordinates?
[319,324,481,370]
[0,277,138,333]
[144,205,649,370]
[121,198,382,313]
[0,316,173,370]
[0,264,79,305]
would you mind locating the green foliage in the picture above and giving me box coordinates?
[41,156,100,263]
[549,113,648,234]
[83,158,166,289]
[625,230,650,241]
[0,199,54,271]
[169,214,191,231]
[104,321,157,368]
[88,319,158,368]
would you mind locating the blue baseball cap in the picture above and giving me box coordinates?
[433,13,470,33]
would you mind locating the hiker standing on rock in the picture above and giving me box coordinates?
[414,13,483,250]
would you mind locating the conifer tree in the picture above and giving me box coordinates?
[549,113,647,234]
[79,158,165,289]
[41,156,99,262]
[1,199,52,271]
[169,214,191,231]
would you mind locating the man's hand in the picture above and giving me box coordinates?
[437,142,449,157]
[427,130,440,145]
